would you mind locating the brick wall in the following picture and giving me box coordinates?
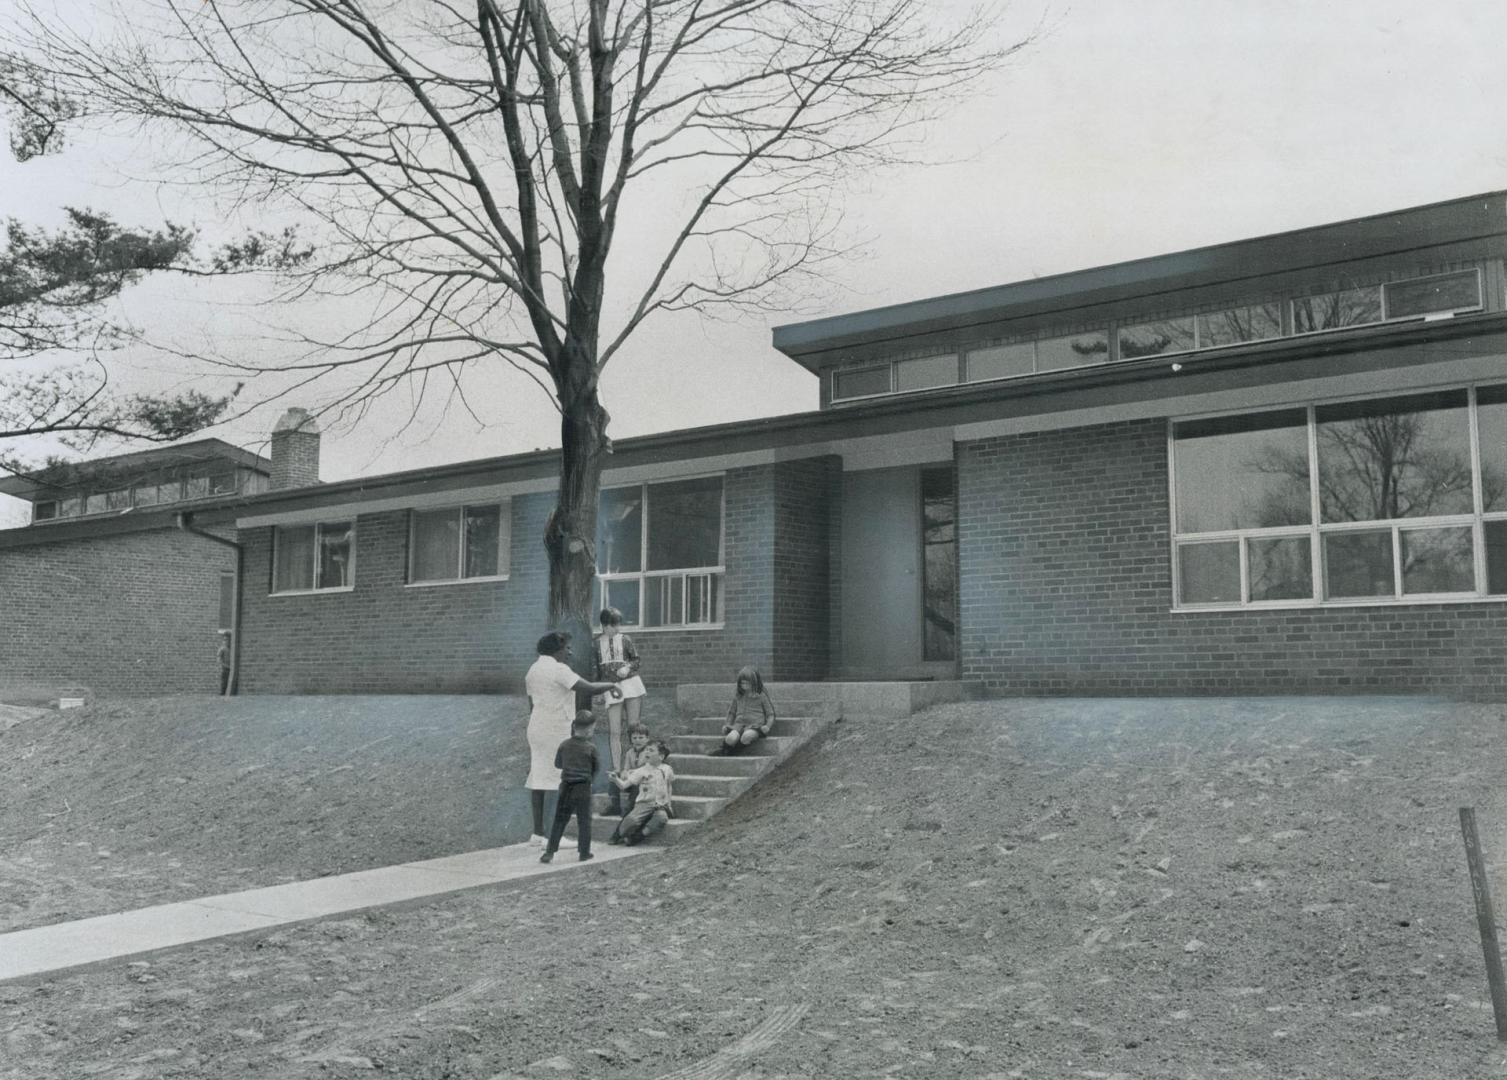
[0,526,235,695]
[958,419,1507,698]
[237,464,836,695]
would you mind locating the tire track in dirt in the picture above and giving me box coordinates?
[649,1004,809,1080]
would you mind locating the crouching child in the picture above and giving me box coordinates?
[609,740,674,846]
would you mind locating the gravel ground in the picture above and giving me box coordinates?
[4,693,1507,1079]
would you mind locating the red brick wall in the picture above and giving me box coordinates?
[0,526,235,695]
[958,419,1507,698]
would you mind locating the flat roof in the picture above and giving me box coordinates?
[0,439,270,501]
[772,190,1507,368]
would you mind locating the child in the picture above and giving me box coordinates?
[541,711,600,863]
[610,724,653,816]
[608,741,673,846]
[718,665,775,756]
[594,607,646,785]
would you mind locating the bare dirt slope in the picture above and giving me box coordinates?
[4,694,1507,1080]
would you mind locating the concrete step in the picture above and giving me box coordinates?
[680,716,823,738]
[664,753,773,778]
[590,793,726,821]
[667,734,797,757]
[663,774,755,799]
[566,815,699,845]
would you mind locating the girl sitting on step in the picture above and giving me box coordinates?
[717,665,775,756]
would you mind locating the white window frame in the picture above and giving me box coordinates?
[406,501,512,587]
[1169,383,1507,612]
[271,520,356,595]
[596,473,726,631]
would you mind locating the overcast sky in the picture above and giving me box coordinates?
[4,0,1507,525]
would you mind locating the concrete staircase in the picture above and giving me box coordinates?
[568,679,981,846]
[570,688,841,845]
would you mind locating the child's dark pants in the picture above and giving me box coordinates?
[546,781,593,856]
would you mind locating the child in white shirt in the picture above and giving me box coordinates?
[608,741,673,846]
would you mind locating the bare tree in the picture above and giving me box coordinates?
[11,0,1027,656]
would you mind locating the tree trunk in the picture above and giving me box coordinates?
[545,379,611,691]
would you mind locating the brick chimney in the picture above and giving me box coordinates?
[269,408,321,490]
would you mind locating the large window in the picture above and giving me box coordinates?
[1171,385,1507,608]
[596,476,724,628]
[409,502,510,584]
[273,520,354,593]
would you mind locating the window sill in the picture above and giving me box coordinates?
[269,586,356,597]
[620,623,725,634]
[405,575,511,588]
[1172,593,1507,614]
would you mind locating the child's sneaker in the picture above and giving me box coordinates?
[539,850,554,863]
[623,833,642,846]
[579,852,594,862]
[607,834,623,845]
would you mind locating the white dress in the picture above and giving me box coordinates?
[524,654,581,789]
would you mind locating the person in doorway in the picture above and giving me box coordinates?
[541,711,601,863]
[524,632,621,849]
[718,665,775,755]
[216,630,232,696]
[594,606,646,804]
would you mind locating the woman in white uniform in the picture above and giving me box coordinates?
[523,631,621,847]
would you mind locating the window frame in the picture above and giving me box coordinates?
[405,501,512,587]
[595,473,726,631]
[1169,383,1507,612]
[270,519,357,596]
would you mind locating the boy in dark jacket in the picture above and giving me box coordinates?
[541,711,600,863]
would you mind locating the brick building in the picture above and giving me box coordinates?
[5,192,1507,697]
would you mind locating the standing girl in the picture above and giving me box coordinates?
[594,607,646,808]
[719,665,775,755]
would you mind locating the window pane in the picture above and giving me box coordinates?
[1119,317,1195,359]
[965,343,1034,381]
[275,525,316,591]
[1316,391,1472,522]
[85,492,108,514]
[1478,384,1507,513]
[133,483,160,507]
[1248,536,1312,602]
[604,578,641,625]
[1384,271,1481,319]
[412,508,461,582]
[1036,331,1109,372]
[1292,286,1382,333]
[645,575,685,626]
[463,505,501,577]
[1197,304,1282,348]
[1173,410,1310,532]
[1178,541,1239,604]
[646,477,722,570]
[685,573,721,624]
[33,501,57,521]
[597,487,643,573]
[1323,531,1394,599]
[60,497,82,517]
[922,467,957,661]
[895,354,958,392]
[1486,521,1507,595]
[106,488,131,510]
[833,365,891,399]
[318,522,353,589]
[157,481,182,504]
[209,472,237,495]
[184,476,210,499]
[1400,527,1474,594]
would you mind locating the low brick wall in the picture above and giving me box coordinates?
[958,419,1507,698]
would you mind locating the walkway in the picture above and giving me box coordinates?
[0,841,658,984]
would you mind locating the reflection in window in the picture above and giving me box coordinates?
[317,522,353,589]
[1478,384,1507,513]
[1248,536,1311,602]
[1178,541,1239,605]
[1400,527,1474,594]
[1384,270,1481,319]
[463,505,502,578]
[1323,531,1394,599]
[1173,410,1310,532]
[832,365,891,400]
[965,343,1034,382]
[1293,286,1382,333]
[1315,391,1472,522]
[647,477,722,571]
[274,525,316,591]
[921,467,958,661]
[895,354,958,392]
[1036,331,1109,372]
[274,521,353,592]
[1196,304,1282,348]
[596,487,643,573]
[1119,317,1195,359]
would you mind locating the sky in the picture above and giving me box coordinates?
[4,0,1507,526]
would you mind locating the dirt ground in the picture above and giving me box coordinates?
[5,693,1507,1079]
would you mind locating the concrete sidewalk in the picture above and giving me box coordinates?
[0,840,658,984]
